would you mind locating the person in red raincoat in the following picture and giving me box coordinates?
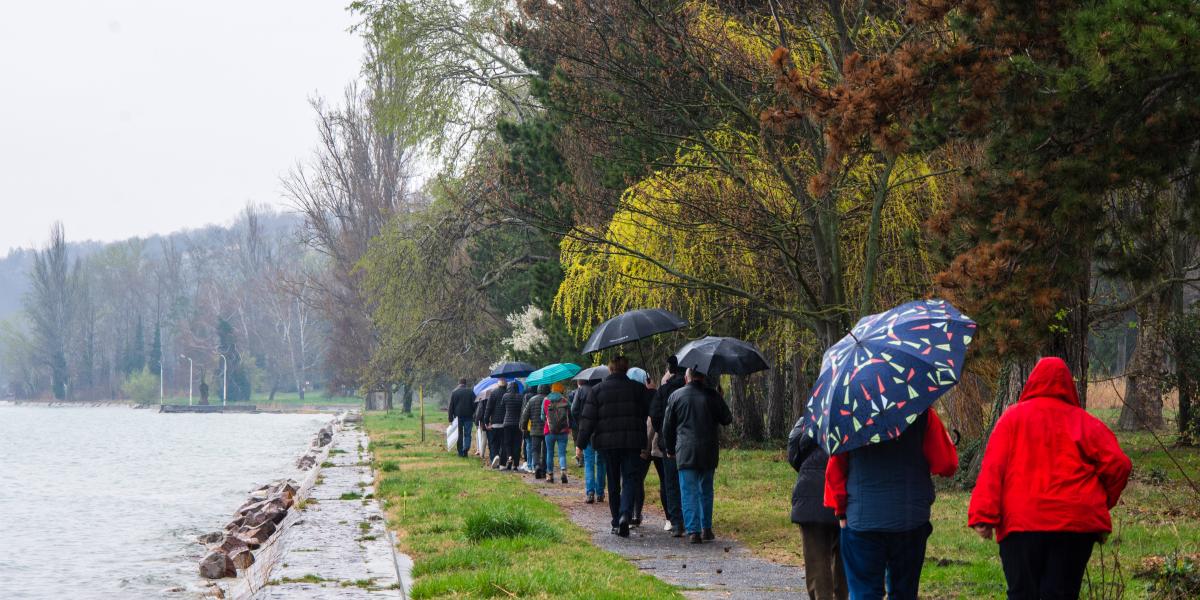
[968,357,1132,599]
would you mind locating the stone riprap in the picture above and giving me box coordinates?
[243,415,410,599]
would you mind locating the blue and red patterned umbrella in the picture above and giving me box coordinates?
[804,299,976,454]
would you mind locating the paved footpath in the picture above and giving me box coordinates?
[521,464,807,599]
[248,419,411,599]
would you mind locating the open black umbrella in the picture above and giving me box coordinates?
[581,308,688,355]
[489,361,537,378]
[674,336,770,376]
[573,365,611,382]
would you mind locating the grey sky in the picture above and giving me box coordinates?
[0,1,363,252]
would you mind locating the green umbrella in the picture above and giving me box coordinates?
[525,363,582,387]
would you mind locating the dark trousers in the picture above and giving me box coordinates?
[653,456,682,527]
[456,418,473,457]
[840,522,932,600]
[501,426,521,467]
[999,532,1096,600]
[800,523,848,600]
[633,455,651,518]
[529,435,545,474]
[487,427,502,463]
[602,448,644,528]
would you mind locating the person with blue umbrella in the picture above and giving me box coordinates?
[805,299,970,600]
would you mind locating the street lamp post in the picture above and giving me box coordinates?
[180,354,193,406]
[217,353,228,406]
[159,358,164,405]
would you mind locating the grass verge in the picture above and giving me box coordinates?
[365,411,680,599]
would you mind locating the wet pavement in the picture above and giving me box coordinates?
[518,463,807,599]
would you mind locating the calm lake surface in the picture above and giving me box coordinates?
[0,405,330,599]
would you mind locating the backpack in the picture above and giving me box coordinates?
[547,396,571,434]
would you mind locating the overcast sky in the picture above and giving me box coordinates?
[0,1,364,252]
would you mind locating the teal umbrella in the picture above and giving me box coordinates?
[525,363,582,387]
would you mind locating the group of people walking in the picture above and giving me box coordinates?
[448,354,734,544]
[788,357,1132,599]
[449,355,1132,599]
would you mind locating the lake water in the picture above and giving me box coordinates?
[0,405,331,599]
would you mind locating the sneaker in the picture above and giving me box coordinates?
[560,473,568,484]
[546,472,554,483]
[663,521,672,532]
[617,516,630,538]
[672,527,684,538]
[702,528,714,541]
[610,526,620,535]
[688,533,702,544]
[631,513,642,527]
[586,493,595,504]
[491,456,500,468]
[597,494,605,502]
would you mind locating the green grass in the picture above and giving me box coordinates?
[340,491,363,500]
[364,411,681,599]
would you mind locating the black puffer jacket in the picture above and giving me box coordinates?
[650,373,685,452]
[521,385,550,436]
[501,386,524,427]
[577,373,651,451]
[663,381,732,470]
[485,384,507,426]
[788,417,837,525]
[570,383,592,443]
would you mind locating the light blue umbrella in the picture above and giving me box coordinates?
[525,363,582,387]
[473,377,524,396]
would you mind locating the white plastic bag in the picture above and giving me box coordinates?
[446,418,459,452]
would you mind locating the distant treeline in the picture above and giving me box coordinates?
[0,207,332,402]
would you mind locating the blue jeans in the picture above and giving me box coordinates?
[602,448,644,528]
[545,433,569,473]
[524,435,534,470]
[839,522,932,600]
[456,418,473,457]
[583,443,607,496]
[678,468,714,535]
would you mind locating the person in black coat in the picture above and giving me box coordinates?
[576,355,652,537]
[649,356,685,535]
[663,368,732,544]
[788,417,847,600]
[499,382,524,470]
[448,378,476,457]
[484,379,508,468]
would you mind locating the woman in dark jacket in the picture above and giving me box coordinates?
[788,418,847,600]
[500,382,524,470]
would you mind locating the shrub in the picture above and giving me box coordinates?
[122,367,159,404]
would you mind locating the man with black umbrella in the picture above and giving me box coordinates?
[663,368,733,544]
[576,355,652,537]
[484,378,508,468]
[649,355,686,536]
[447,378,476,457]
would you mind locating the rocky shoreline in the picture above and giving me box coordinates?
[185,417,342,598]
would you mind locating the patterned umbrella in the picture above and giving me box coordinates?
[804,299,976,454]
[525,363,582,387]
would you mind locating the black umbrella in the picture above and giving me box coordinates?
[581,308,688,355]
[674,336,770,376]
[573,365,611,382]
[489,361,537,378]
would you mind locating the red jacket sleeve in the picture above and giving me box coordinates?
[967,410,1012,527]
[823,454,849,517]
[923,408,959,477]
[1081,415,1132,509]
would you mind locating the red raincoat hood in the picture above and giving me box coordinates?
[1018,357,1079,407]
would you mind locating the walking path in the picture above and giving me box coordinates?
[247,419,412,599]
[522,465,807,599]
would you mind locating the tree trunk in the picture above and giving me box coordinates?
[730,374,764,443]
[965,359,1031,487]
[401,385,412,413]
[765,364,788,439]
[791,351,814,424]
[1119,307,1167,431]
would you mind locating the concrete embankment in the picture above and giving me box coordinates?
[222,413,411,599]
